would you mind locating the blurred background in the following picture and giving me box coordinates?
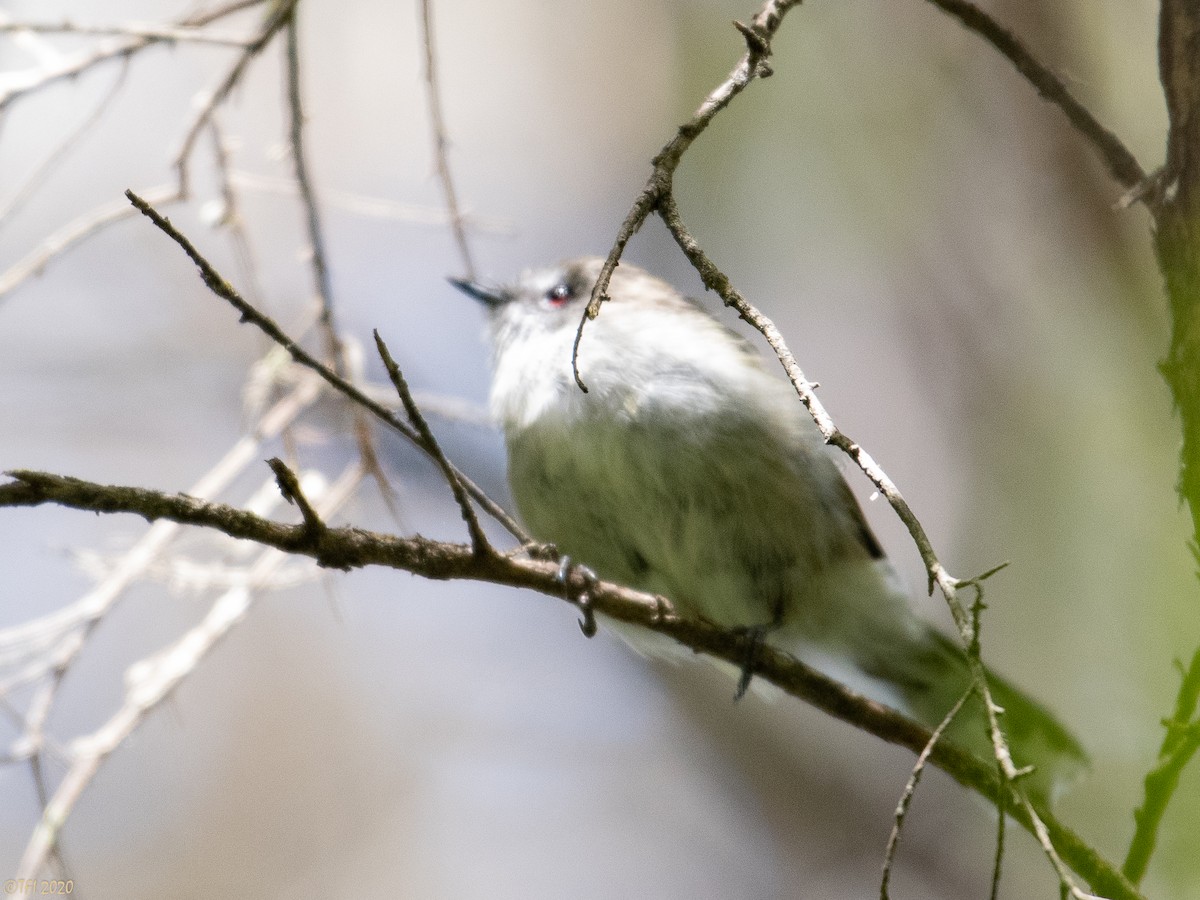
[0,0,1192,897]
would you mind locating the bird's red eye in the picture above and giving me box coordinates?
[545,283,573,307]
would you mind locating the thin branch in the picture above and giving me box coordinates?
[207,117,271,316]
[990,757,1007,900]
[172,0,299,194]
[657,192,968,628]
[0,467,1145,900]
[124,189,526,542]
[282,12,340,364]
[571,0,803,390]
[0,56,131,228]
[279,11,404,521]
[373,331,492,555]
[226,170,512,231]
[0,184,182,302]
[922,0,1146,195]
[0,0,269,111]
[0,20,254,47]
[880,686,973,899]
[419,0,477,279]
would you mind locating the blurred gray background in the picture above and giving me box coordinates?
[1,0,1193,897]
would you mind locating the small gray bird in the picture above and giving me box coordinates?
[452,257,1085,802]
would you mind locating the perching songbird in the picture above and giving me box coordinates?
[452,257,1086,802]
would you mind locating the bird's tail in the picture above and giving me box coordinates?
[866,628,1088,806]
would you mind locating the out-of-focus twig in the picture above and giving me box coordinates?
[419,0,476,279]
[282,12,339,364]
[922,0,1145,196]
[0,184,182,301]
[0,57,131,228]
[0,375,323,771]
[0,0,269,111]
[12,462,365,881]
[227,170,512,231]
[0,20,254,47]
[172,0,300,194]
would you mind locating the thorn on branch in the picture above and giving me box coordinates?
[733,20,774,76]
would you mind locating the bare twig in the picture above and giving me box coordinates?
[282,12,340,364]
[278,12,404,521]
[373,330,492,555]
[172,0,299,194]
[990,756,1007,900]
[0,467,1146,900]
[657,192,971,628]
[266,456,327,539]
[922,0,1146,196]
[0,56,131,228]
[0,20,254,47]
[226,170,512,231]
[880,687,973,899]
[207,118,270,312]
[124,189,526,542]
[419,0,477,279]
[0,184,181,301]
[0,0,269,111]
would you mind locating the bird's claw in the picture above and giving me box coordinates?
[556,555,599,638]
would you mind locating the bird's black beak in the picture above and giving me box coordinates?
[448,277,508,308]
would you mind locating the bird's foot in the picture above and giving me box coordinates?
[732,623,777,701]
